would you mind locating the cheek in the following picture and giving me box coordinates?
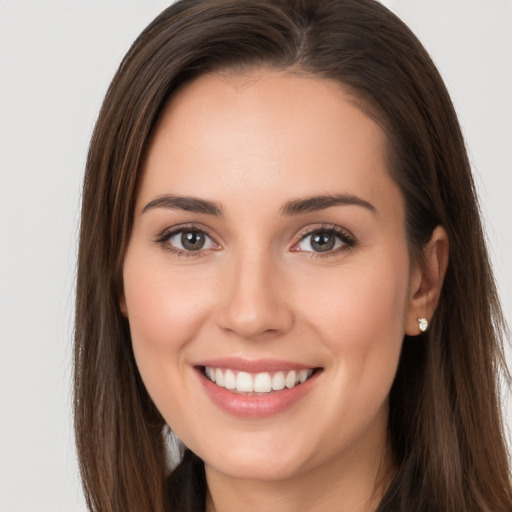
[121,248,216,416]
[123,252,212,356]
[296,253,410,398]
[301,256,409,339]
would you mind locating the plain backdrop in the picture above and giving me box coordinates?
[0,1,510,510]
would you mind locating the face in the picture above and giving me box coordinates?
[121,71,420,483]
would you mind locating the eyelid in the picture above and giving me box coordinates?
[154,223,221,256]
[154,222,356,257]
[291,224,357,255]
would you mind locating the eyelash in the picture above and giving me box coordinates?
[155,224,219,258]
[293,224,357,257]
[154,223,357,258]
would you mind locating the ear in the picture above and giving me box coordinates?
[405,225,449,336]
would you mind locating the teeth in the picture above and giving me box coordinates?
[254,373,272,393]
[224,369,236,390]
[215,368,224,387]
[285,370,297,388]
[271,371,285,391]
[205,366,215,382]
[236,372,253,392]
[298,369,309,383]
[204,367,314,394]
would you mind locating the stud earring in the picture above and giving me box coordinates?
[418,317,428,332]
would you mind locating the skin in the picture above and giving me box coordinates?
[121,70,448,512]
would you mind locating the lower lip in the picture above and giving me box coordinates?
[196,368,321,418]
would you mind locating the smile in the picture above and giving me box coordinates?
[203,367,315,394]
[195,360,323,418]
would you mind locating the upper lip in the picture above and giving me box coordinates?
[194,357,320,374]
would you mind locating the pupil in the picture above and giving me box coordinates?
[311,233,334,252]
[181,231,205,251]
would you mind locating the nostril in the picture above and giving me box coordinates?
[216,301,295,340]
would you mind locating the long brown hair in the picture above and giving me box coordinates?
[74,1,512,510]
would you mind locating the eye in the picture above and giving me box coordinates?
[157,227,219,255]
[293,227,356,254]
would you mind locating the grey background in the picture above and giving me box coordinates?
[0,1,510,510]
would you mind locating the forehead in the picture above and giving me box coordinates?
[138,70,400,218]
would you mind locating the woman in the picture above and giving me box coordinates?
[74,0,512,510]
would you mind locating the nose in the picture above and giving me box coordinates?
[216,249,294,340]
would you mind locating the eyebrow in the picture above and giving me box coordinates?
[141,192,376,217]
[142,195,223,216]
[280,194,377,216]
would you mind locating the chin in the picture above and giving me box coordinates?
[200,441,312,482]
